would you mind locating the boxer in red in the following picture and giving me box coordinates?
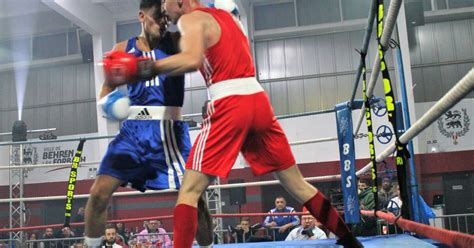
[103,1,363,247]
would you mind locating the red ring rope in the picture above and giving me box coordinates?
[0,212,307,233]
[360,210,474,248]
[2,210,473,248]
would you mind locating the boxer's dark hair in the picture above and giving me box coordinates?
[140,0,161,10]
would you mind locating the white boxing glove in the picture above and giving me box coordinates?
[97,89,130,121]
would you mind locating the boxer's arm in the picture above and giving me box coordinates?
[154,13,206,75]
[99,41,127,99]
[170,31,181,52]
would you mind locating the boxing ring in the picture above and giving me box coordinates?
[1,0,474,247]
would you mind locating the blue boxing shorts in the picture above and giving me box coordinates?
[97,106,190,192]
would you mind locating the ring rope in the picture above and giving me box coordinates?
[1,70,472,207]
[353,0,403,136]
[1,67,473,204]
[360,210,474,248]
[376,0,411,219]
[0,108,337,147]
[355,68,474,178]
[358,46,380,212]
[0,137,339,170]
[0,212,311,233]
[0,175,341,203]
[2,210,474,248]
[349,0,377,104]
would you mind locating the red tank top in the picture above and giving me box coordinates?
[193,7,255,86]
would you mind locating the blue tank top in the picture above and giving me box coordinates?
[124,34,184,107]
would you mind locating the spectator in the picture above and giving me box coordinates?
[101,224,123,248]
[264,196,299,241]
[285,208,327,241]
[58,227,76,248]
[73,207,85,236]
[387,185,436,225]
[27,232,39,248]
[351,178,377,236]
[136,220,171,247]
[41,227,59,248]
[115,223,129,244]
[357,178,373,207]
[59,227,75,239]
[387,185,402,216]
[229,218,257,243]
[378,177,395,209]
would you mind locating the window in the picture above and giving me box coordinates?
[341,0,371,21]
[117,22,141,42]
[33,33,67,60]
[437,0,448,10]
[254,2,296,31]
[10,38,31,62]
[0,40,12,64]
[449,0,474,8]
[68,31,79,55]
[297,0,341,25]
[423,0,433,11]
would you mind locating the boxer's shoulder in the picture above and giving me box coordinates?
[112,41,128,53]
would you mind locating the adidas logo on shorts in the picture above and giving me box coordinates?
[135,108,152,120]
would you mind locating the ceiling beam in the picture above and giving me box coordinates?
[41,0,113,36]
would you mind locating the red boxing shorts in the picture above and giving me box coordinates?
[186,78,295,177]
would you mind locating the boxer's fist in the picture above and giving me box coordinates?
[103,51,156,86]
[97,89,130,121]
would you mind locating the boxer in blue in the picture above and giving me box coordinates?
[84,1,212,247]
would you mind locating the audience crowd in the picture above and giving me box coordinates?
[0,179,437,246]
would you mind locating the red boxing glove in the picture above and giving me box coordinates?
[103,51,156,86]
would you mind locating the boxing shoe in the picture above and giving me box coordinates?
[196,196,214,247]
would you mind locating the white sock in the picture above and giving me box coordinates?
[84,236,102,247]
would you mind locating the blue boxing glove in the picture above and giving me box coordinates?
[98,89,131,121]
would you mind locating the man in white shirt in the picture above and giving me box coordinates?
[285,208,327,241]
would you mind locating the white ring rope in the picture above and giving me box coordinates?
[0,175,341,203]
[0,69,472,204]
[0,161,101,170]
[353,0,402,135]
[356,68,474,176]
[0,137,340,170]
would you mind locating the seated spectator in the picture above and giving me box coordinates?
[59,227,75,239]
[387,185,403,216]
[378,177,396,209]
[115,222,129,245]
[351,178,377,236]
[264,196,299,241]
[285,207,327,241]
[387,185,436,225]
[228,217,259,243]
[41,227,60,248]
[73,207,85,236]
[27,232,39,248]
[136,220,171,247]
[101,224,124,248]
[58,227,76,248]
